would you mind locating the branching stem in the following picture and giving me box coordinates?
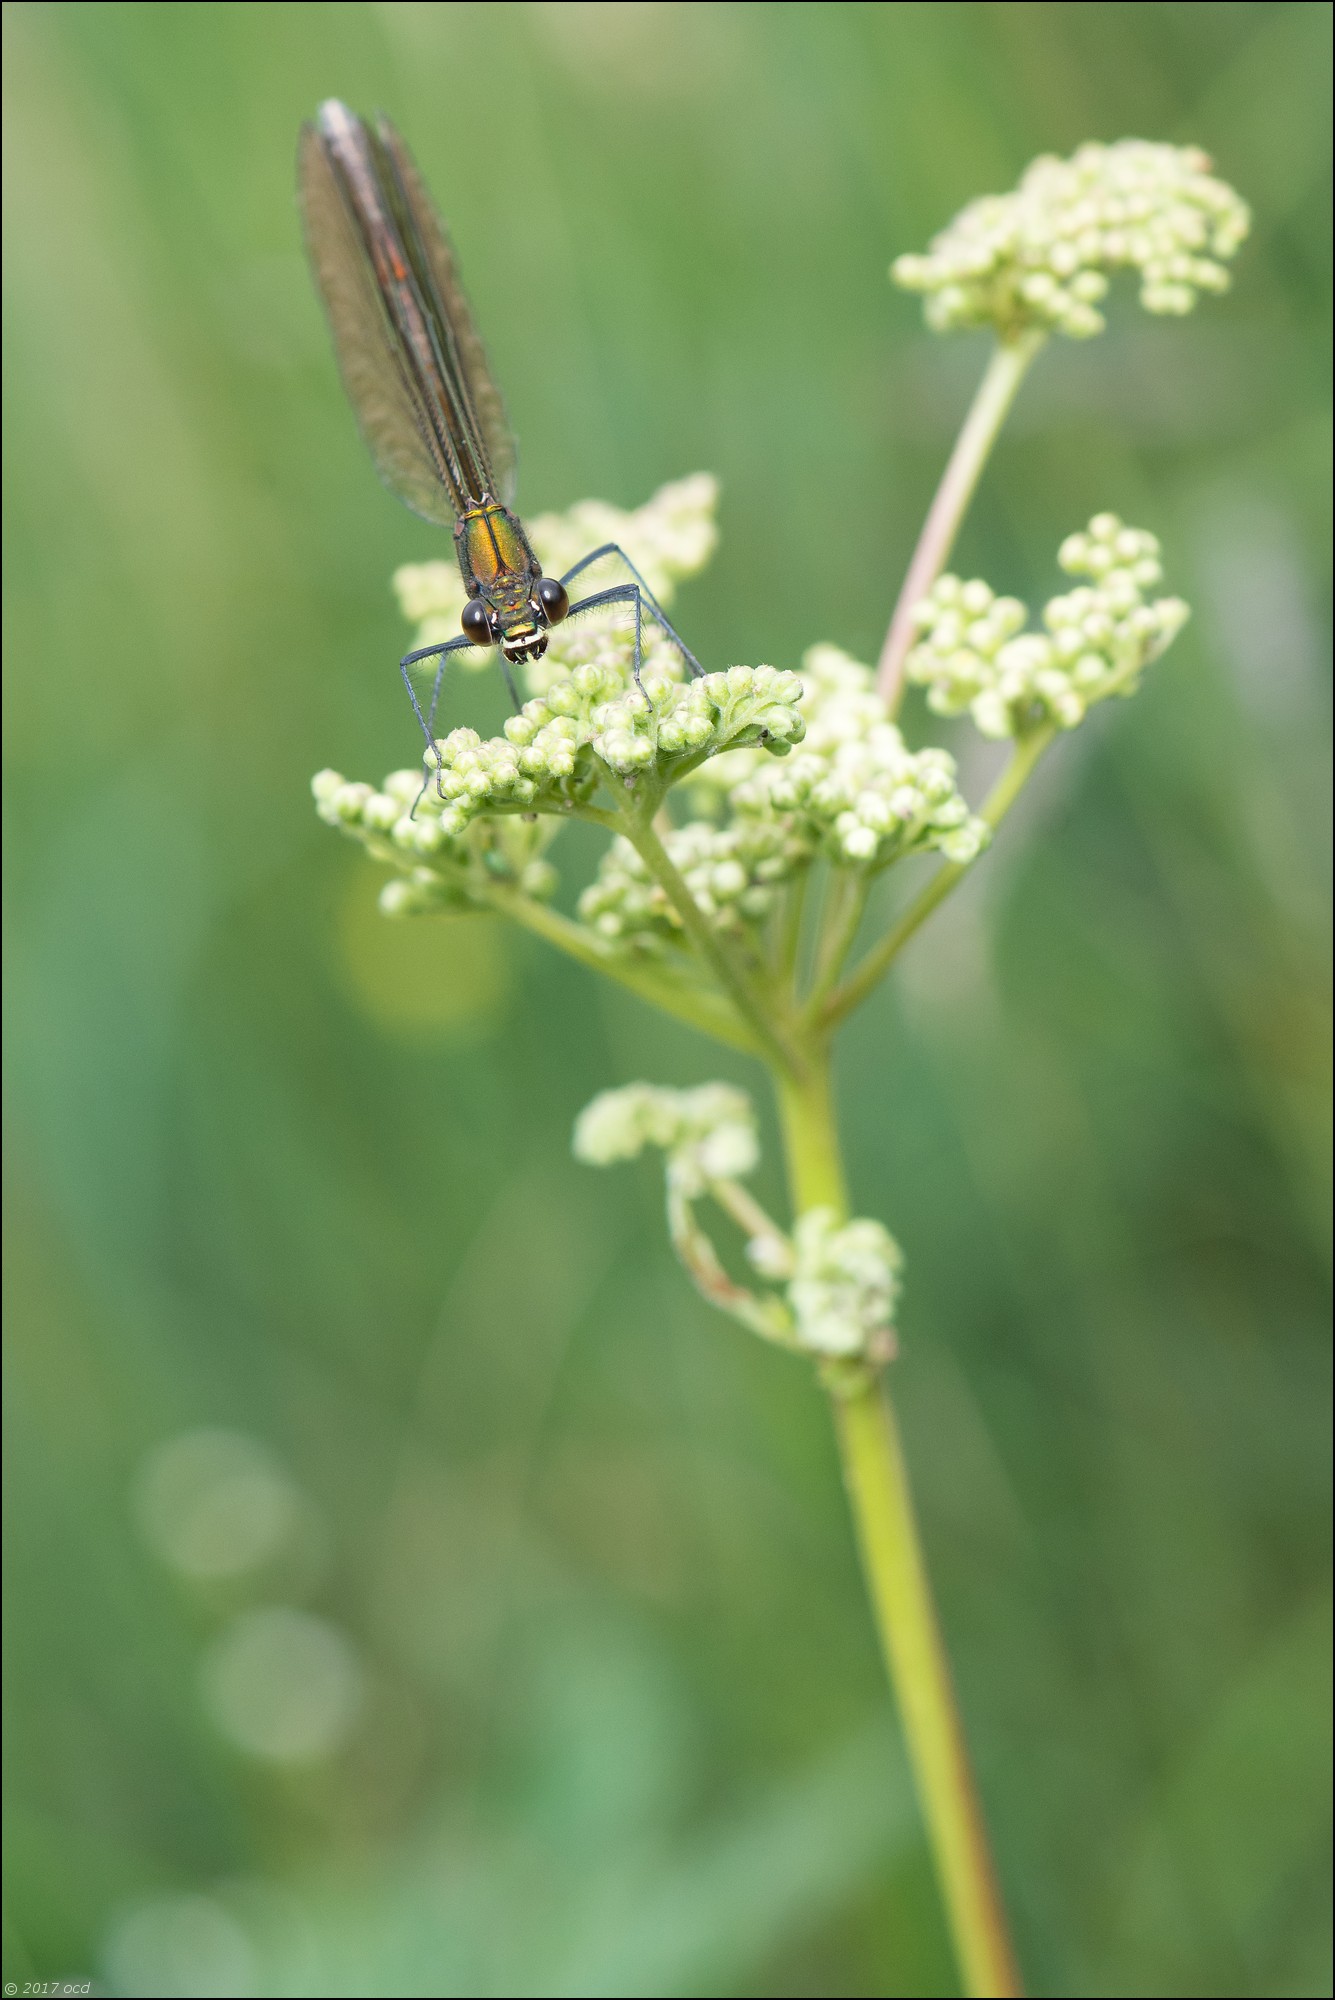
[623,807,806,1077]
[483,883,757,1053]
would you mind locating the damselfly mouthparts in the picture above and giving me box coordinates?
[299,99,703,765]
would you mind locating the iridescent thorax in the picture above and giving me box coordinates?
[454,502,564,663]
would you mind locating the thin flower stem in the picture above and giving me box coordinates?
[773,1053,1021,1999]
[666,1182,795,1347]
[877,329,1047,713]
[483,883,757,1053]
[804,869,871,1019]
[625,809,806,1077]
[775,865,811,984]
[710,1176,790,1255]
[820,723,1055,1029]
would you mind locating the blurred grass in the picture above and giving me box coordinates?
[2,3,1330,1995]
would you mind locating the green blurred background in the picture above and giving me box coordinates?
[3,4,1330,1994]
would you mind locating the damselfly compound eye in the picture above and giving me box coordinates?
[537,577,570,625]
[461,598,494,646]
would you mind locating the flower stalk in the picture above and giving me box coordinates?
[878,329,1047,711]
[620,801,805,1077]
[835,1377,1022,1998]
[774,1045,1020,1994]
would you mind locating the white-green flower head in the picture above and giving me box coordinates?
[579,817,805,947]
[906,515,1190,738]
[893,140,1249,339]
[393,473,720,681]
[573,1080,759,1197]
[425,664,805,838]
[715,646,990,868]
[786,1209,903,1360]
[311,765,557,914]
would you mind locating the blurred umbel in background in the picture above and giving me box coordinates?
[3,4,1330,1996]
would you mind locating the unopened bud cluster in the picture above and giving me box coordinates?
[906,515,1190,737]
[728,646,990,865]
[580,817,804,945]
[425,663,804,837]
[393,473,719,678]
[893,140,1249,338]
[573,1081,759,1197]
[579,645,990,949]
[783,1209,902,1361]
[316,657,805,884]
[312,765,557,914]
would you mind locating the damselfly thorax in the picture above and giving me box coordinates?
[454,502,568,664]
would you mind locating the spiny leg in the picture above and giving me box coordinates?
[400,634,475,814]
[497,655,524,713]
[561,581,653,696]
[558,542,705,679]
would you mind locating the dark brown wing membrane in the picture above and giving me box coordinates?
[299,106,496,524]
[375,117,518,509]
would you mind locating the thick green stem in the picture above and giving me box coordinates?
[835,1382,1022,1997]
[773,1051,1021,1998]
[775,1055,849,1215]
[625,809,804,1077]
[878,329,1047,713]
[821,724,1055,1029]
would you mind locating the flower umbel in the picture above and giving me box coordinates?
[314,661,805,883]
[906,514,1190,738]
[722,645,991,866]
[893,139,1249,338]
[787,1209,902,1361]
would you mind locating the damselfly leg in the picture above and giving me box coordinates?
[557,542,706,681]
[399,633,498,815]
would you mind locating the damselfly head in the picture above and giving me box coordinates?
[460,575,570,660]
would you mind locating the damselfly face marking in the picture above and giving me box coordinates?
[299,99,703,771]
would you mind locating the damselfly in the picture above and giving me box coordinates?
[298,99,702,766]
